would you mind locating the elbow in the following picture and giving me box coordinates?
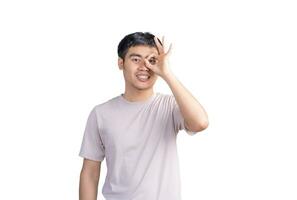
[194,120,209,132]
[185,119,209,132]
[199,120,209,131]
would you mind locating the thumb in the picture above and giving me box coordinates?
[144,59,153,69]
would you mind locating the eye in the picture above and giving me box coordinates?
[132,58,140,63]
[149,57,157,65]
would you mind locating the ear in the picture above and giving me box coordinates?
[118,57,124,70]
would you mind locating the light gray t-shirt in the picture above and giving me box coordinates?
[79,92,197,200]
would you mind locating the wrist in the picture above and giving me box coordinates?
[162,69,175,82]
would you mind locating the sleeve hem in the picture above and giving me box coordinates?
[79,153,104,162]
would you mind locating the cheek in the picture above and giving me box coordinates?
[125,62,139,71]
[151,75,158,82]
[123,63,135,73]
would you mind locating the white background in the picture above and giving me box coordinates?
[0,0,296,199]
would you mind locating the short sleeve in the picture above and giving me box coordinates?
[79,106,105,161]
[170,95,198,136]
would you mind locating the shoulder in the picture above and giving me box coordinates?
[156,92,176,103]
[91,95,120,115]
[155,92,173,101]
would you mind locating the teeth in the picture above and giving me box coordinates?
[136,75,150,81]
[138,75,148,79]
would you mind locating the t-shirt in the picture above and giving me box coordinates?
[79,92,198,200]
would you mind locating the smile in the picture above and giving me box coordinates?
[136,74,150,82]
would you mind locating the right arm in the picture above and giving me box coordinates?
[79,158,102,200]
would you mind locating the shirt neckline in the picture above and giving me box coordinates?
[119,92,159,105]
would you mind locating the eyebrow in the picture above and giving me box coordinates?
[128,53,151,59]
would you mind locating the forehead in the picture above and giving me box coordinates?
[126,45,158,58]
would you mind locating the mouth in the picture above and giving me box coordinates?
[136,74,151,82]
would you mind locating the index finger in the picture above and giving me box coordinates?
[146,53,158,65]
[154,36,164,54]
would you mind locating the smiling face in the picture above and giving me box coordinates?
[118,45,159,92]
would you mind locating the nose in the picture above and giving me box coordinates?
[138,61,149,71]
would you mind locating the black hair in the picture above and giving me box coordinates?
[117,32,162,60]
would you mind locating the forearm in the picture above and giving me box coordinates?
[163,71,209,131]
[79,170,99,200]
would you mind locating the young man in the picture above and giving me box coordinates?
[79,32,209,200]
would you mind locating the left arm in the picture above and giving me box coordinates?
[162,71,209,132]
[144,36,209,132]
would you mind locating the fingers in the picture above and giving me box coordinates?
[166,43,172,56]
[146,53,158,65]
[154,36,172,56]
[154,36,164,54]
[144,58,153,69]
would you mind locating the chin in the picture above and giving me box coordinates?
[133,82,154,90]
[135,85,153,90]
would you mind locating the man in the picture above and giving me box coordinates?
[79,32,209,200]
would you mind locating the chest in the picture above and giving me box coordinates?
[98,107,170,154]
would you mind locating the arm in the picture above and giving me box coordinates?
[163,72,209,132]
[144,36,209,133]
[79,158,101,200]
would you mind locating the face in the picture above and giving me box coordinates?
[118,45,159,92]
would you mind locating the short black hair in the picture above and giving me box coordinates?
[117,32,162,60]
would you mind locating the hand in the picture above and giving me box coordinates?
[144,36,173,79]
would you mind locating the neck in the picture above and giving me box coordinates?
[122,89,154,102]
